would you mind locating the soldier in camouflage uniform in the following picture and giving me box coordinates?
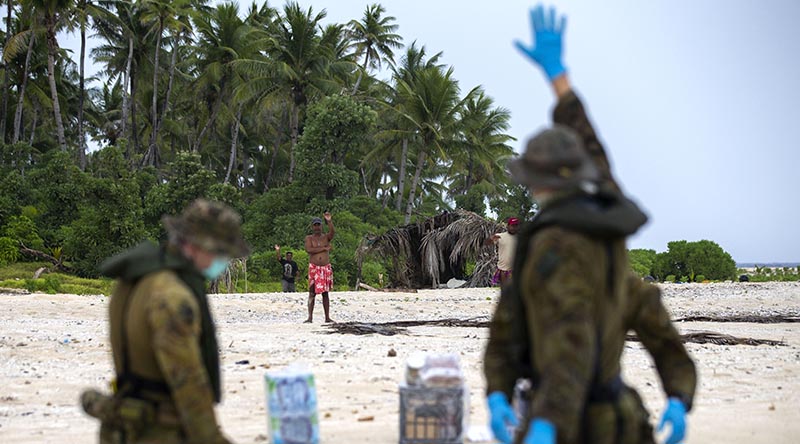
[81,199,249,444]
[484,5,697,444]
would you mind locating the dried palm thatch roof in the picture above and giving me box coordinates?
[356,210,503,289]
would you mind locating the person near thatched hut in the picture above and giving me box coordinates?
[304,212,335,323]
[483,5,696,444]
[485,217,521,286]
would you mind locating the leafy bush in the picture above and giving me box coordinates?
[2,215,45,251]
[652,240,736,282]
[629,248,657,277]
[0,237,19,266]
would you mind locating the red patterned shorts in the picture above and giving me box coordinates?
[308,263,333,293]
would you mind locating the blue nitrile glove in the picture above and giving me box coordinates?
[487,391,518,444]
[514,4,567,80]
[658,397,687,444]
[522,418,556,444]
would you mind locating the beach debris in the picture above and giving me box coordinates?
[327,319,787,346]
[357,415,374,422]
[674,314,799,323]
[388,348,397,357]
[235,360,250,365]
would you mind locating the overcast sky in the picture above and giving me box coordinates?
[59,0,800,263]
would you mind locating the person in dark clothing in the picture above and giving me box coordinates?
[275,245,299,292]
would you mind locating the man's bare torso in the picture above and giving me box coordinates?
[305,234,331,266]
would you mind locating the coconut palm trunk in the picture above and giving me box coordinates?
[121,36,133,157]
[404,149,426,224]
[77,16,87,169]
[143,21,164,167]
[193,91,223,152]
[288,102,299,183]
[394,137,408,211]
[1,0,12,141]
[224,104,243,185]
[12,32,35,144]
[44,13,67,151]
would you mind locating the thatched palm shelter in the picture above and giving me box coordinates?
[356,210,503,289]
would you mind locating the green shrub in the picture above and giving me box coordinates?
[0,236,18,266]
[695,274,706,282]
[665,275,676,283]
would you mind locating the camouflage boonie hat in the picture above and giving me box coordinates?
[509,124,601,190]
[162,199,250,257]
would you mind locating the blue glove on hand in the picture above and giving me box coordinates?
[658,397,687,444]
[487,392,518,444]
[514,4,567,80]
[522,418,556,444]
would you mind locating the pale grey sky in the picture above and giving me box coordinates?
[60,0,800,263]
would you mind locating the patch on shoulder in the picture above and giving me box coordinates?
[178,302,195,325]
[536,249,561,280]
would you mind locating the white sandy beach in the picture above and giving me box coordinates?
[1,282,798,443]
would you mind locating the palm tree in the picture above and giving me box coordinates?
[383,42,443,212]
[1,0,14,141]
[395,64,475,223]
[448,89,514,198]
[348,3,401,95]
[73,0,113,169]
[31,0,72,152]
[92,1,145,157]
[5,1,39,144]
[139,0,195,167]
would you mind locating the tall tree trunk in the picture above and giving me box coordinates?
[45,14,67,151]
[350,51,370,95]
[241,145,249,186]
[12,31,34,144]
[394,137,408,211]
[193,91,223,152]
[143,22,164,167]
[224,104,243,185]
[465,150,474,192]
[1,0,12,142]
[157,35,178,132]
[28,102,38,145]
[264,134,280,192]
[360,166,370,195]
[77,15,87,169]
[381,174,391,209]
[288,102,299,183]
[404,149,426,224]
[130,72,140,156]
[121,37,133,158]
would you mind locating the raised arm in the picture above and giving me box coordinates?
[324,212,335,241]
[274,244,282,262]
[514,5,618,190]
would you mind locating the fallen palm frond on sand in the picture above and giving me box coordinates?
[674,314,800,323]
[325,319,787,346]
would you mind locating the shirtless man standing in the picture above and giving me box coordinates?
[304,212,335,323]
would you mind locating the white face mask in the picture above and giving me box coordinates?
[202,257,229,280]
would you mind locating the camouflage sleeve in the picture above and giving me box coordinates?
[523,233,596,442]
[147,288,232,444]
[552,91,620,191]
[627,275,697,410]
[483,287,519,398]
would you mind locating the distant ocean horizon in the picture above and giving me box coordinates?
[737,262,800,268]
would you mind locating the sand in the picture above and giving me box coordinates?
[0,282,798,443]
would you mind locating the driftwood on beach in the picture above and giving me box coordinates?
[325,319,788,346]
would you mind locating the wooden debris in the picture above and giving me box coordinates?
[674,314,800,323]
[358,283,418,293]
[326,319,787,346]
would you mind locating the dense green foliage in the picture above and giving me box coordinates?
[650,240,737,282]
[0,0,526,289]
[628,248,657,278]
